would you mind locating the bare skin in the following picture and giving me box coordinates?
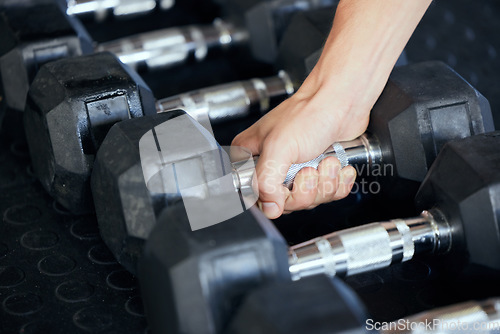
[232,0,432,219]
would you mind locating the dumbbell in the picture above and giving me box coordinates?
[289,131,500,281]
[0,0,336,135]
[0,0,249,134]
[136,93,494,333]
[91,60,493,275]
[24,51,294,214]
[226,275,500,334]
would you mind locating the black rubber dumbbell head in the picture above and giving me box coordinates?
[276,7,335,85]
[221,0,338,64]
[366,61,494,202]
[139,203,290,334]
[218,0,265,18]
[245,1,337,64]
[0,0,92,138]
[415,131,500,274]
[226,275,369,334]
[91,111,231,274]
[276,7,407,88]
[24,52,156,214]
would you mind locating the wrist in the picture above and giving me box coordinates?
[288,81,371,143]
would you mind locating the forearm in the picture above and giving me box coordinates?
[299,0,431,111]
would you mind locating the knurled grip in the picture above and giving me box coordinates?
[337,223,395,276]
[288,219,418,279]
[333,143,349,168]
[341,220,416,276]
[283,143,349,188]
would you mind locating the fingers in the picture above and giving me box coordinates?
[315,157,341,203]
[332,166,356,201]
[234,127,358,217]
[284,167,319,211]
[283,158,357,212]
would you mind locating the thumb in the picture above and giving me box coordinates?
[255,136,296,219]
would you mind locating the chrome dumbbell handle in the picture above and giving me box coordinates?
[288,209,452,280]
[98,19,248,70]
[66,0,174,20]
[157,71,294,124]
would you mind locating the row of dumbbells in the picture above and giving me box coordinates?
[135,108,498,332]
[2,0,499,333]
[0,0,341,140]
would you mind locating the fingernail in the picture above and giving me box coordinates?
[261,202,280,218]
[305,175,318,190]
[328,164,340,179]
[344,169,356,185]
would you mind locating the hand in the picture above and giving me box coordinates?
[232,72,370,218]
[233,0,431,219]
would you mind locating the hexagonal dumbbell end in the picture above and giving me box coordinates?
[245,0,336,64]
[91,111,182,274]
[139,203,290,334]
[91,111,241,274]
[276,7,407,92]
[276,7,335,85]
[415,131,500,274]
[24,52,156,214]
[367,61,494,202]
[226,275,369,334]
[0,0,92,137]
